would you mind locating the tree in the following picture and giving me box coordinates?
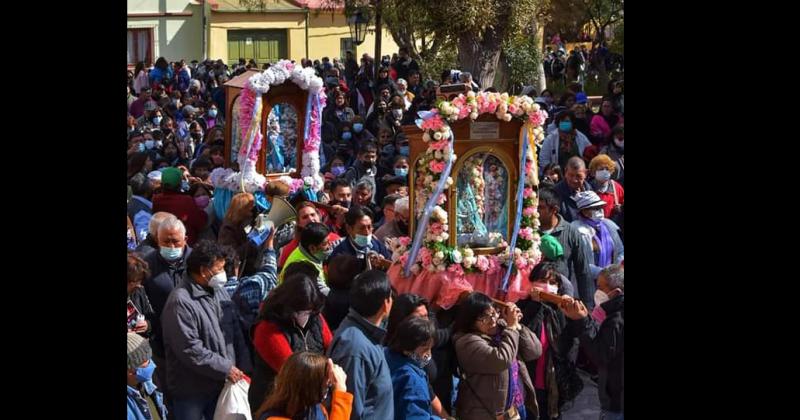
[583,0,624,87]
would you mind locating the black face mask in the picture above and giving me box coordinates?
[191,132,202,140]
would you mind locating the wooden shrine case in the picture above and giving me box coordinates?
[223,70,308,178]
[402,115,523,254]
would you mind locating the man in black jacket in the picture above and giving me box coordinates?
[561,264,624,420]
[553,157,594,223]
[537,187,595,308]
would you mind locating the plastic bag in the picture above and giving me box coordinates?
[213,376,252,420]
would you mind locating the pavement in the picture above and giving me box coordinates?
[560,369,601,420]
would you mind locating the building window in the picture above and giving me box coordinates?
[128,28,153,66]
[340,38,356,60]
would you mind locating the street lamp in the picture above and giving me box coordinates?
[347,8,369,46]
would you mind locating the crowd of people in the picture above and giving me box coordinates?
[126,46,624,420]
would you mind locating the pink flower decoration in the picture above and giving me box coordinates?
[523,188,534,199]
[508,104,519,115]
[421,116,444,131]
[476,255,490,271]
[436,193,447,205]
[398,236,412,247]
[523,207,536,217]
[487,257,500,274]
[519,227,534,240]
[419,248,432,266]
[448,263,464,276]
[429,222,443,235]
[429,160,446,173]
[399,254,409,265]
[429,140,448,151]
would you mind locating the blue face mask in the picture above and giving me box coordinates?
[208,109,218,118]
[558,121,573,132]
[342,131,352,141]
[160,246,183,261]
[331,165,346,177]
[137,143,145,153]
[354,233,371,248]
[353,123,364,133]
[408,352,432,368]
[135,359,156,383]
[394,167,409,177]
[152,116,162,125]
[399,146,410,156]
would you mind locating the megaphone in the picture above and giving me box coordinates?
[258,196,297,229]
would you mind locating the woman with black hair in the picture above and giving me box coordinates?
[453,292,542,420]
[518,262,582,420]
[249,273,334,413]
[385,317,442,420]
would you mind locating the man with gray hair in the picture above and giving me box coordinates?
[553,156,594,222]
[560,264,624,420]
[374,195,408,242]
[136,211,172,255]
[143,215,192,385]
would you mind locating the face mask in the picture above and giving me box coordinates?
[558,121,573,132]
[208,270,227,288]
[209,109,218,118]
[589,209,604,220]
[155,141,163,148]
[338,200,351,209]
[532,281,559,294]
[160,246,183,261]
[382,144,396,156]
[409,352,432,368]
[181,180,190,191]
[331,165,346,176]
[394,167,408,177]
[191,132,202,140]
[353,123,364,133]
[594,289,610,307]
[614,138,624,150]
[354,233,372,247]
[144,140,155,150]
[342,131,352,141]
[135,359,156,383]
[392,109,403,119]
[152,116,162,125]
[595,169,611,182]
[293,310,313,328]
[137,143,145,153]
[398,146,410,156]
[194,196,210,209]
[314,248,333,261]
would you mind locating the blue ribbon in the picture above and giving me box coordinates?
[403,133,456,277]
[500,128,530,292]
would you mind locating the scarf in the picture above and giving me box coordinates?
[491,328,525,411]
[580,215,613,267]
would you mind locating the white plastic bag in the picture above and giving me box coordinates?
[213,376,252,420]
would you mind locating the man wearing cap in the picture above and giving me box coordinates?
[127,333,167,420]
[130,87,152,120]
[571,191,624,280]
[152,167,207,246]
[537,186,595,309]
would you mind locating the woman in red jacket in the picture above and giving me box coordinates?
[589,154,624,220]
[249,273,333,414]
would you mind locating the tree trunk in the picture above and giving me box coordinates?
[495,50,510,92]
[457,25,505,91]
[534,21,546,94]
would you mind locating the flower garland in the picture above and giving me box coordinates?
[214,59,326,194]
[396,93,548,277]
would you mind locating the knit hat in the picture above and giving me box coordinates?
[540,234,564,261]
[575,92,588,104]
[127,333,152,370]
[144,100,157,112]
[160,167,182,189]
[574,190,607,210]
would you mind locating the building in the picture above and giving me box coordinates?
[209,0,399,65]
[127,0,205,67]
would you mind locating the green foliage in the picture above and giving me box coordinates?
[503,35,542,87]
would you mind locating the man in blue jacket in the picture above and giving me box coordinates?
[330,205,392,271]
[328,270,394,419]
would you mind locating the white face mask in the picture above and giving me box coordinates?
[595,169,611,182]
[532,281,559,294]
[594,289,610,307]
[293,310,313,328]
[590,209,604,220]
[208,270,227,288]
[613,138,624,149]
